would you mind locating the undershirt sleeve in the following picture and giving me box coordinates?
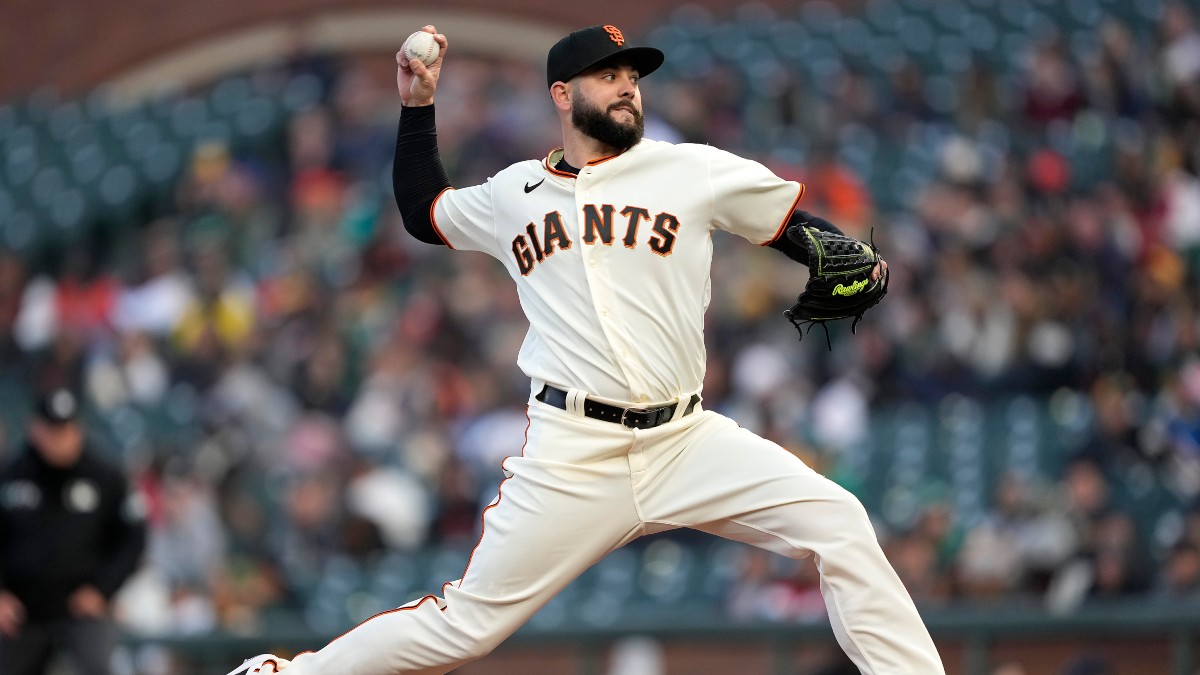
[393,105,452,246]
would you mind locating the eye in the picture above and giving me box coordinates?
[602,73,616,81]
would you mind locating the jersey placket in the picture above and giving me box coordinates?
[574,164,649,404]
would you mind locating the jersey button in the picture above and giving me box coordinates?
[588,259,599,268]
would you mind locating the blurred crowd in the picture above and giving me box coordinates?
[0,1,1198,657]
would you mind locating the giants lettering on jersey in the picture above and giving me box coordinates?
[512,204,681,275]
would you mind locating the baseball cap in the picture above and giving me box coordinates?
[35,388,81,425]
[546,24,665,89]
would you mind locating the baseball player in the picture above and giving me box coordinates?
[230,23,944,675]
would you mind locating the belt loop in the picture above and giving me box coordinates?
[565,388,588,417]
[668,394,688,423]
[669,392,700,423]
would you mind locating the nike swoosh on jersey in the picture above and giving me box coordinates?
[524,179,545,193]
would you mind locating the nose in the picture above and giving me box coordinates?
[618,74,636,99]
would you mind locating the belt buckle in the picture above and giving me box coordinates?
[620,406,655,428]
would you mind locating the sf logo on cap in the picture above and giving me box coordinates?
[603,25,624,45]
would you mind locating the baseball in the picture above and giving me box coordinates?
[404,31,440,66]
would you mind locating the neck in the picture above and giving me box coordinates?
[560,123,620,169]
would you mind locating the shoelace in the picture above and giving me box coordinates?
[225,654,280,675]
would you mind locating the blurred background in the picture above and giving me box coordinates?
[0,0,1199,673]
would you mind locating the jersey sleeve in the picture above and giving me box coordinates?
[704,147,805,245]
[430,181,500,256]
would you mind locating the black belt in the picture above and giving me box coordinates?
[536,385,700,429]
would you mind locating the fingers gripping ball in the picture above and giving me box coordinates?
[404,31,440,66]
[783,226,889,349]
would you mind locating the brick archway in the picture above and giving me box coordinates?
[0,0,805,100]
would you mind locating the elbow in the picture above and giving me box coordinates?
[401,208,448,246]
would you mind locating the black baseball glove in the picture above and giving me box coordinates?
[783,225,889,348]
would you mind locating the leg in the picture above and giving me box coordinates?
[61,618,117,675]
[636,411,945,675]
[0,621,55,675]
[286,404,644,674]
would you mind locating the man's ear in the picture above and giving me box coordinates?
[550,82,571,112]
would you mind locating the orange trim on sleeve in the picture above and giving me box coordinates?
[429,186,456,249]
[762,182,806,246]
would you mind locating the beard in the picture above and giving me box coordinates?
[571,90,644,150]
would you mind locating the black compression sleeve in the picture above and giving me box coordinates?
[394,105,453,246]
[767,209,846,266]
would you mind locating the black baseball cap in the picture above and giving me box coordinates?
[34,388,81,425]
[546,24,665,89]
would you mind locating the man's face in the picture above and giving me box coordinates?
[29,418,84,468]
[570,61,645,150]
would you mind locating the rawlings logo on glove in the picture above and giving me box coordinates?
[833,278,869,296]
[783,225,889,349]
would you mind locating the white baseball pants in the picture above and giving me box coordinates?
[283,396,945,674]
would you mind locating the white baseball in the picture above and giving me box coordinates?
[404,31,440,66]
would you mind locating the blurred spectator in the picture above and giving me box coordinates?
[53,247,117,341]
[725,548,825,622]
[0,389,146,674]
[1022,39,1087,128]
[1154,540,1200,602]
[795,144,873,234]
[344,457,430,552]
[111,223,192,338]
[1158,2,1200,124]
[1086,19,1150,121]
[958,472,1075,601]
[0,253,29,368]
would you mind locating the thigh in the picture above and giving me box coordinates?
[637,411,873,556]
[62,618,116,675]
[1,622,55,675]
[448,402,646,622]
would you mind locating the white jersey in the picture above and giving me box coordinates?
[431,139,804,405]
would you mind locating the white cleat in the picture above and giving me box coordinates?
[225,654,289,675]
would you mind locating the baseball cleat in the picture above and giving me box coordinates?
[225,654,287,674]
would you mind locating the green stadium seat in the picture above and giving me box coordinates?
[865,0,903,32]
[0,209,38,252]
[280,73,324,114]
[799,0,844,37]
[833,17,874,59]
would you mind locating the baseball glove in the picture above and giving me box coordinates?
[783,225,889,348]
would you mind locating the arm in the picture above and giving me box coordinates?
[394,107,452,245]
[90,478,147,601]
[393,27,452,246]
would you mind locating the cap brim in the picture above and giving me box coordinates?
[570,46,665,83]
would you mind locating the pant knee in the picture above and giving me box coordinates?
[826,482,872,524]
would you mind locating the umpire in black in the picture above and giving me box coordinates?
[0,388,146,674]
